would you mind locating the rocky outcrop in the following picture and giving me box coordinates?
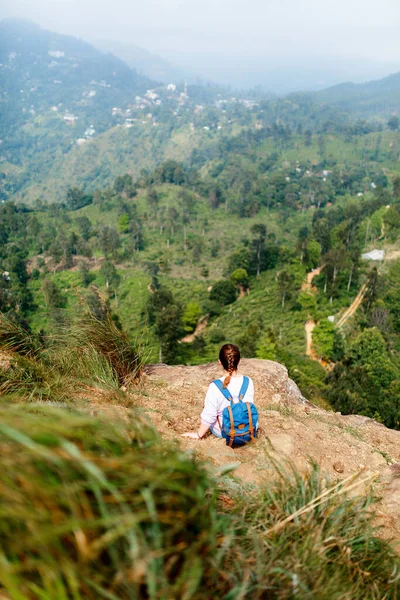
[139,359,400,546]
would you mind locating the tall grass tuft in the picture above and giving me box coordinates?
[68,289,142,386]
[0,293,142,403]
[0,312,41,357]
[0,406,398,599]
[0,405,218,599]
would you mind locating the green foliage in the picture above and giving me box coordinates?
[297,290,317,315]
[388,115,400,131]
[147,287,183,362]
[327,328,400,428]
[209,279,237,306]
[183,302,202,333]
[0,313,41,357]
[42,279,67,310]
[118,213,130,233]
[256,329,277,360]
[312,319,335,361]
[230,268,249,289]
[70,293,141,386]
[99,261,121,291]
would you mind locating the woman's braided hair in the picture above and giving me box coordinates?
[219,343,240,388]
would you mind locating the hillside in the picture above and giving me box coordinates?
[316,71,400,116]
[93,38,195,84]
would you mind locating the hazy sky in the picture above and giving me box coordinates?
[1,0,400,87]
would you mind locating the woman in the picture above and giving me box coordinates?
[181,343,256,440]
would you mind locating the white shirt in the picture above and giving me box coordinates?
[200,375,255,435]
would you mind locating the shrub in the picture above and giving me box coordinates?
[183,302,202,333]
[209,279,236,306]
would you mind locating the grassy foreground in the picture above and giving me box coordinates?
[0,403,399,600]
[0,311,399,599]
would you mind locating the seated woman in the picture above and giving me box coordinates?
[182,343,256,440]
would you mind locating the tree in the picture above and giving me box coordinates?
[237,320,263,358]
[183,302,202,333]
[66,187,84,210]
[75,216,92,241]
[277,269,295,309]
[312,320,335,361]
[147,287,183,363]
[118,214,130,234]
[99,226,120,258]
[327,328,400,428]
[114,174,135,197]
[230,268,249,291]
[297,290,317,315]
[323,248,348,302]
[42,279,66,310]
[226,247,250,274]
[100,261,120,291]
[147,188,159,216]
[209,280,237,306]
[200,265,209,278]
[155,303,183,363]
[250,223,267,277]
[388,116,400,131]
[306,239,322,269]
[392,176,400,200]
[79,261,91,287]
[256,329,277,360]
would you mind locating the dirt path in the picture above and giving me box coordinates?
[337,283,368,328]
[305,319,318,360]
[303,267,323,360]
[181,315,209,343]
[302,266,323,292]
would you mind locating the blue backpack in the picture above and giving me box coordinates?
[213,376,258,447]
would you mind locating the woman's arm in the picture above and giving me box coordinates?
[181,383,217,439]
[181,421,210,439]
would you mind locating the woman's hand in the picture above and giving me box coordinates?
[181,432,200,439]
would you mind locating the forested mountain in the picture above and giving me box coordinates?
[0,19,151,200]
[315,71,400,116]
[93,38,195,84]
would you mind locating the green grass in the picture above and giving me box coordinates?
[0,405,398,599]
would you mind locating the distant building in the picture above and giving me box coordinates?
[48,50,65,58]
[166,83,176,92]
[63,113,78,124]
[84,126,95,138]
[145,90,159,101]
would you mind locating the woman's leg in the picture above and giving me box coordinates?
[210,424,222,438]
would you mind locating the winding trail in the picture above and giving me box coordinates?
[302,266,323,292]
[305,319,318,360]
[337,283,368,328]
[303,267,323,360]
[181,315,209,343]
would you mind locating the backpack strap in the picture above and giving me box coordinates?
[227,405,235,447]
[246,403,255,441]
[212,379,233,402]
[238,376,250,401]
